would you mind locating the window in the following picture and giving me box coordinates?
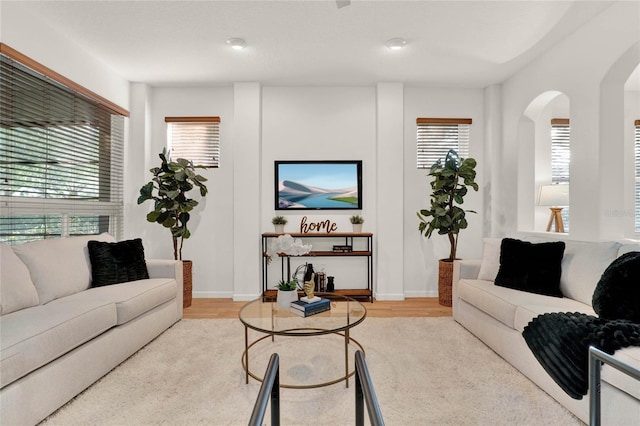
[416,118,471,169]
[165,116,220,167]
[551,118,570,230]
[0,44,127,244]
[635,120,640,232]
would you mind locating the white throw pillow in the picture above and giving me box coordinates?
[477,238,502,281]
[560,240,620,305]
[618,243,640,257]
[12,233,115,304]
[0,243,40,315]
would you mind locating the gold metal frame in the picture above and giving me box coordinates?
[241,327,365,389]
[239,294,367,389]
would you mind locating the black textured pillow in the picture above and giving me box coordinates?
[592,251,640,322]
[495,238,565,297]
[88,238,149,287]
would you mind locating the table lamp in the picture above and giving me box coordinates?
[538,184,569,232]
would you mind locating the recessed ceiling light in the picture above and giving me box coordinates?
[226,38,247,50]
[385,38,407,50]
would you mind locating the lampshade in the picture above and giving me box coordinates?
[537,184,569,207]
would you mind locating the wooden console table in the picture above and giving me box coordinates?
[261,232,374,302]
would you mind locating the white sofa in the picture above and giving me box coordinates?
[453,236,640,425]
[0,234,183,425]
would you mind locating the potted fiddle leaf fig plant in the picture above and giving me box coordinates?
[417,149,478,307]
[137,148,208,308]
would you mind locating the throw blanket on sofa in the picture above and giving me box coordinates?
[523,251,640,399]
[522,312,640,399]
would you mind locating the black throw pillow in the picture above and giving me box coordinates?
[494,238,565,297]
[592,251,640,322]
[88,238,149,287]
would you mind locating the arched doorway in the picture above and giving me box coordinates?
[517,91,571,233]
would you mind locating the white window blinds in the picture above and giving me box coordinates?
[551,119,570,184]
[166,117,220,168]
[416,118,471,169]
[551,118,570,230]
[0,46,126,244]
[635,120,640,232]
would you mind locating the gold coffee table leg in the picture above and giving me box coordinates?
[244,325,249,384]
[242,331,364,389]
[345,328,350,388]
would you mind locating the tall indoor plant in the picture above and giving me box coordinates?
[417,149,478,306]
[137,148,208,307]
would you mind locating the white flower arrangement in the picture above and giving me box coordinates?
[266,234,312,260]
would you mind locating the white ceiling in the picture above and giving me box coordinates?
[9,0,635,88]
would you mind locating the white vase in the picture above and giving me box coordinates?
[274,224,285,234]
[277,289,297,309]
[352,223,363,233]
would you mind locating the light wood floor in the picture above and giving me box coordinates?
[183,297,452,319]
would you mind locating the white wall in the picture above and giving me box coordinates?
[125,83,153,245]
[260,87,376,232]
[376,83,405,300]
[127,84,486,300]
[1,2,129,111]
[403,87,485,297]
[500,1,640,241]
[233,83,262,300]
[260,87,377,296]
[4,0,638,301]
[126,86,236,298]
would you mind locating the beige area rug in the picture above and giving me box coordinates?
[42,317,582,425]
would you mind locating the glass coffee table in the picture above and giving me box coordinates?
[239,293,367,389]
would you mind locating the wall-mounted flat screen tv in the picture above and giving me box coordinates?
[275,160,363,210]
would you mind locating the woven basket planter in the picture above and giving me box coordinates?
[438,259,454,307]
[183,260,193,308]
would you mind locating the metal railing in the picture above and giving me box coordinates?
[248,353,280,426]
[355,350,384,426]
[588,346,640,426]
[248,350,384,425]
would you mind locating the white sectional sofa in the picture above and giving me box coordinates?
[453,236,640,425]
[0,234,183,425]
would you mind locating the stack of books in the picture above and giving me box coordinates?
[332,245,353,253]
[290,297,331,317]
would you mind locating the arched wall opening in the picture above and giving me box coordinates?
[624,64,640,236]
[600,41,640,238]
[517,91,571,233]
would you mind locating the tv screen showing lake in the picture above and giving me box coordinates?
[275,162,361,210]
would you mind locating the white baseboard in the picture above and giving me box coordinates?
[373,292,406,301]
[402,290,438,298]
[232,293,262,301]
[193,292,261,301]
[194,291,438,301]
[192,291,234,299]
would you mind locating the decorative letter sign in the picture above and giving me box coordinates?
[300,216,338,234]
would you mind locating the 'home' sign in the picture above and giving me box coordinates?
[300,216,338,233]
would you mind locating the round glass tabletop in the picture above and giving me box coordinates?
[239,293,367,336]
